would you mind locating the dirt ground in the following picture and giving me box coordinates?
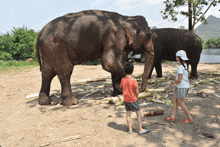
[0,62,220,147]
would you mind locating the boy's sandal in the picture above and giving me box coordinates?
[138,129,149,135]
[165,117,175,122]
[182,118,193,123]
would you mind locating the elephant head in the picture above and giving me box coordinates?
[120,16,154,92]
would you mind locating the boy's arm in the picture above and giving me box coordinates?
[135,87,139,98]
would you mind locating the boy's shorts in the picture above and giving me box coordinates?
[124,101,140,112]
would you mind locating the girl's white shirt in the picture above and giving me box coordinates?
[175,64,190,88]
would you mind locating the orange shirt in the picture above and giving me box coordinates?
[120,76,138,102]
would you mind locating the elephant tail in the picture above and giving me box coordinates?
[35,45,42,72]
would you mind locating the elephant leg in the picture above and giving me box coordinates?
[101,46,126,96]
[111,74,124,96]
[189,62,198,79]
[148,65,154,79]
[57,66,79,106]
[39,64,56,105]
[155,59,162,78]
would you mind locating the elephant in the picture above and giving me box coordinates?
[35,10,154,106]
[148,28,202,79]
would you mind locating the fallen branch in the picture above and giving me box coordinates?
[25,93,39,99]
[104,92,152,106]
[39,135,81,147]
[79,89,100,102]
[144,110,164,117]
[76,83,90,86]
[86,79,106,83]
[206,89,218,97]
[25,93,53,99]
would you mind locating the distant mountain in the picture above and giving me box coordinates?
[195,15,220,42]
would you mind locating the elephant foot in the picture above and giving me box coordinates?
[39,94,52,105]
[156,75,163,78]
[39,95,58,105]
[111,90,122,97]
[61,97,79,106]
[189,76,198,80]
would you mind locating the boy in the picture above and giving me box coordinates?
[120,62,149,135]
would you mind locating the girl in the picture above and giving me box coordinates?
[165,50,193,123]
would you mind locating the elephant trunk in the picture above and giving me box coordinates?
[139,39,154,92]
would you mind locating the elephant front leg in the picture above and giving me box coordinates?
[111,74,123,96]
[57,74,79,106]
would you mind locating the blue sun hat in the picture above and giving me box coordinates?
[176,50,189,61]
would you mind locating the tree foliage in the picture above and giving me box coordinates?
[205,37,220,48]
[161,0,220,31]
[0,26,38,61]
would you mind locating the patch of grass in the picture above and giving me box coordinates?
[91,59,100,65]
[0,60,39,74]
[162,60,172,63]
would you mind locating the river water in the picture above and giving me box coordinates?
[199,49,220,63]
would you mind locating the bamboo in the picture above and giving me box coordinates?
[145,88,166,92]
[145,98,165,104]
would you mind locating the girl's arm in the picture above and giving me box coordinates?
[170,74,182,87]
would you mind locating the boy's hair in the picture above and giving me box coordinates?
[124,62,134,74]
[177,56,189,71]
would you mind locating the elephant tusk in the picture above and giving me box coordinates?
[146,50,154,55]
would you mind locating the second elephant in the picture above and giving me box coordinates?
[149,28,202,79]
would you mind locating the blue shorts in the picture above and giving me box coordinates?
[124,101,140,112]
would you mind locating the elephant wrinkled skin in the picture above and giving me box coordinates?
[149,28,202,79]
[35,10,154,106]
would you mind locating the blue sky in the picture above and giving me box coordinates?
[1,0,219,34]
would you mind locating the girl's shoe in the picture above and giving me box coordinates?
[165,117,175,122]
[182,118,193,123]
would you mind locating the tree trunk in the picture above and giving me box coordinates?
[188,2,193,31]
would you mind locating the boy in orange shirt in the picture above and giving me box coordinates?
[120,62,149,135]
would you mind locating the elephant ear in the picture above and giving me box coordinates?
[120,20,136,45]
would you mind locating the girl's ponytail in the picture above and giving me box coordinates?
[179,57,189,71]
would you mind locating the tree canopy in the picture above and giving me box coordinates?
[161,0,220,31]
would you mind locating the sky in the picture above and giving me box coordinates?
[1,0,220,34]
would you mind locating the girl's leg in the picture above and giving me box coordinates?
[171,97,178,118]
[136,110,144,133]
[165,97,177,121]
[177,98,193,121]
[126,111,132,132]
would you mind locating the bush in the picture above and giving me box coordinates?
[0,51,13,60]
[0,26,38,61]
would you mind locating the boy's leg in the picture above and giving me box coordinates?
[136,110,144,133]
[171,97,178,118]
[126,111,132,132]
[177,98,193,121]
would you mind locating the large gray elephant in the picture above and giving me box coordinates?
[35,10,154,106]
[149,28,202,79]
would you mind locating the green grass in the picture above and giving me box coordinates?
[162,60,172,63]
[0,60,39,74]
